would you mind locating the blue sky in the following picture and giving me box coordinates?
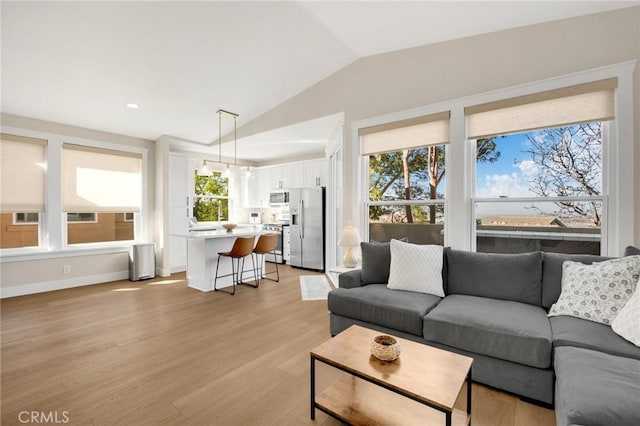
[475,132,539,198]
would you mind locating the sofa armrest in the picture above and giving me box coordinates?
[338,269,364,289]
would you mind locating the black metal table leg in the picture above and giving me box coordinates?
[467,370,472,425]
[310,356,316,420]
[445,411,451,426]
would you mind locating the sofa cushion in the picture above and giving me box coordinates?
[554,346,640,426]
[548,256,640,325]
[612,285,640,347]
[423,294,552,368]
[446,250,543,306]
[360,241,393,284]
[360,239,410,284]
[338,269,363,289]
[624,245,640,256]
[550,315,640,360]
[387,240,444,296]
[541,252,612,309]
[328,284,441,336]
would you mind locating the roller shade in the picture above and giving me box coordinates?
[360,111,450,156]
[466,78,617,139]
[63,144,142,213]
[0,134,46,213]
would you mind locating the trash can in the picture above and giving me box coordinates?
[129,243,156,281]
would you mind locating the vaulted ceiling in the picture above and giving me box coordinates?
[2,1,635,161]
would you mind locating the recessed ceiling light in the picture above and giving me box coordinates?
[126,102,139,109]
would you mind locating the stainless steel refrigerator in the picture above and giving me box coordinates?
[289,187,325,271]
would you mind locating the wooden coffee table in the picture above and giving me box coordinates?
[310,325,473,426]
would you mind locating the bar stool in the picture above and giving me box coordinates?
[245,233,280,288]
[213,236,256,295]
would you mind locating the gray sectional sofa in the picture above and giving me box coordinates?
[328,245,640,426]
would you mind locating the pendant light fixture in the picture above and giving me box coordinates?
[197,160,212,176]
[217,109,238,174]
[197,109,239,177]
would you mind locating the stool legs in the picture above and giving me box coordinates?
[214,255,256,295]
[248,250,280,286]
[239,254,259,288]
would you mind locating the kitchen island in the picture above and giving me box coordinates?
[179,227,266,292]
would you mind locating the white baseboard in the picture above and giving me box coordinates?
[0,271,129,299]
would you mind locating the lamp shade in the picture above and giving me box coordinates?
[338,225,361,247]
[197,160,212,176]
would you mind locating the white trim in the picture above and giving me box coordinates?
[0,270,129,298]
[0,245,131,263]
[326,128,344,270]
[474,196,605,203]
[0,125,152,254]
[368,199,445,206]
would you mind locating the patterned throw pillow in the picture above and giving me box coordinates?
[548,256,640,325]
[612,286,640,346]
[387,239,444,297]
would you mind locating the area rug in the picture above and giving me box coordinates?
[299,275,332,301]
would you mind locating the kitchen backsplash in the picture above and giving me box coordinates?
[234,207,289,224]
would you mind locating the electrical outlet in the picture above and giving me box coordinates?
[63,265,71,274]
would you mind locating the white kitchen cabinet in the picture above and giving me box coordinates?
[168,154,191,272]
[245,167,269,208]
[266,165,292,190]
[169,153,190,207]
[291,164,304,188]
[303,159,327,187]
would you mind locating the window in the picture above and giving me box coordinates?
[62,144,141,245]
[14,213,39,224]
[468,78,615,255]
[193,170,229,222]
[67,213,97,223]
[0,134,46,249]
[362,112,449,244]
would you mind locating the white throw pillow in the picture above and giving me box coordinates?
[387,239,444,297]
[548,256,640,325]
[612,286,640,347]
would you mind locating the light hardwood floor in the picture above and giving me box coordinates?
[1,266,555,425]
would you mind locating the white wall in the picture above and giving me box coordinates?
[235,7,640,246]
[0,114,156,297]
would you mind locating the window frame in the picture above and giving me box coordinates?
[192,170,230,222]
[354,61,635,256]
[67,212,98,224]
[470,122,609,255]
[0,127,149,259]
[362,140,450,245]
[13,212,39,225]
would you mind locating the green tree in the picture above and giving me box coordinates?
[369,138,500,223]
[193,171,229,221]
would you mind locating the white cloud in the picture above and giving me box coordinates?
[476,172,534,198]
[516,159,538,178]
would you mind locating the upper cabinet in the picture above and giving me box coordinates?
[240,158,327,208]
[302,159,326,187]
[268,166,290,190]
[168,153,190,207]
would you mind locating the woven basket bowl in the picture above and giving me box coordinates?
[370,335,401,361]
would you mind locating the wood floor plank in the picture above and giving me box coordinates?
[1,266,555,425]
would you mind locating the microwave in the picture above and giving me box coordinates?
[269,190,289,207]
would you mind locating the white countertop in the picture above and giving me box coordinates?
[176,226,265,239]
